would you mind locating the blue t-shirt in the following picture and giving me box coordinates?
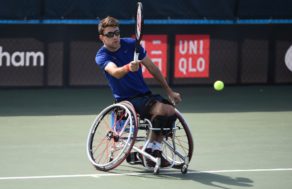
[95,38,150,101]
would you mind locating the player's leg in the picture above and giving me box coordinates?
[125,94,176,167]
[146,101,177,167]
[148,102,176,141]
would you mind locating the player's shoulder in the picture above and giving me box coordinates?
[96,46,109,57]
[96,45,106,55]
[95,46,109,61]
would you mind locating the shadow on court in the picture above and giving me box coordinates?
[168,172,253,189]
[109,165,253,189]
[131,171,253,189]
[0,85,291,116]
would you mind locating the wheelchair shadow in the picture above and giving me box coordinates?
[114,166,253,189]
[157,171,254,189]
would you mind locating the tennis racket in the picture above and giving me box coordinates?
[133,2,144,62]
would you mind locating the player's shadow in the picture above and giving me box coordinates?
[185,171,253,189]
[118,167,254,189]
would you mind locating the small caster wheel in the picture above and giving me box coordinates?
[181,164,188,174]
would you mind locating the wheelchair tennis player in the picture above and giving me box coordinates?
[95,16,181,167]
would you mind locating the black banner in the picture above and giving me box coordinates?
[0,38,44,86]
[0,24,292,87]
[1,0,292,20]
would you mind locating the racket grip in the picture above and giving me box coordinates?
[134,52,139,62]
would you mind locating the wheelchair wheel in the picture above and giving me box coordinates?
[86,103,138,171]
[162,109,194,169]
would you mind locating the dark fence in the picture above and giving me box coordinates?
[1,0,292,20]
[0,24,292,87]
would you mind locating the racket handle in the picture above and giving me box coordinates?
[134,52,139,62]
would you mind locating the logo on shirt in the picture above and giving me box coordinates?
[111,56,117,61]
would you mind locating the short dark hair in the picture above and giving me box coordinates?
[98,16,119,35]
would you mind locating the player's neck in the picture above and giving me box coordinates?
[104,44,120,52]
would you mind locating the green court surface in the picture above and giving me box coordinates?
[0,85,292,189]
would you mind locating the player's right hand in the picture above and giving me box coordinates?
[129,60,141,72]
[168,91,182,106]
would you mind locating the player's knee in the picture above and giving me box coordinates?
[151,114,177,135]
[150,102,175,117]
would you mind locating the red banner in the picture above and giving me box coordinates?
[174,35,210,78]
[140,35,168,78]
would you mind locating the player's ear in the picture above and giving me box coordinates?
[99,34,103,41]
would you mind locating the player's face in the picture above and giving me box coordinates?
[100,27,120,51]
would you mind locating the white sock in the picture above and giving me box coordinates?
[152,142,162,151]
[146,141,162,151]
[146,142,154,149]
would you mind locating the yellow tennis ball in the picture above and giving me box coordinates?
[214,80,224,91]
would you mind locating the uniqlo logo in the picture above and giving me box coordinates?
[140,35,167,78]
[174,35,210,78]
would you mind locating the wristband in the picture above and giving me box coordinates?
[123,64,131,72]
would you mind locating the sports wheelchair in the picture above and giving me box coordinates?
[86,101,194,174]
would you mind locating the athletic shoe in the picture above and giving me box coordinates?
[126,149,170,168]
[126,152,143,165]
[145,149,171,168]
[145,148,155,167]
[152,150,171,168]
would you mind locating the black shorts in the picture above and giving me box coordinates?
[121,92,172,119]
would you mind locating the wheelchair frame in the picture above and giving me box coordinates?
[86,101,194,174]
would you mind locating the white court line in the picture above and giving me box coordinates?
[1,168,292,180]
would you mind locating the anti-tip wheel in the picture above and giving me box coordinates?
[181,164,188,174]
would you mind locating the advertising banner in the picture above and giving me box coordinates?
[0,39,45,86]
[140,35,168,78]
[174,35,210,78]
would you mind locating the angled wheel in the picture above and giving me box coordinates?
[162,109,194,169]
[86,103,138,171]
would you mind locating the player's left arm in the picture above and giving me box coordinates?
[141,56,182,105]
